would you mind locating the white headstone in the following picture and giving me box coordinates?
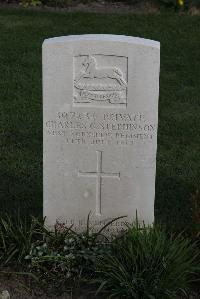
[43,34,160,232]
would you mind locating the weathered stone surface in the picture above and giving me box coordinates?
[43,34,160,233]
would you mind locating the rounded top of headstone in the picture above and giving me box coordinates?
[43,34,160,49]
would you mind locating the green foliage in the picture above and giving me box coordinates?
[158,0,177,7]
[10,0,199,9]
[26,233,109,291]
[20,0,42,6]
[0,214,200,296]
[25,216,124,291]
[43,0,70,8]
[154,0,188,9]
[123,0,141,4]
[0,215,41,265]
[191,0,200,6]
[96,224,200,298]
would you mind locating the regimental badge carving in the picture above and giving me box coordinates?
[73,55,128,107]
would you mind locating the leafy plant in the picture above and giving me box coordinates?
[43,0,70,7]
[25,215,125,292]
[20,0,42,6]
[0,215,42,265]
[96,223,200,298]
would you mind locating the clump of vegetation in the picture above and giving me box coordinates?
[0,215,41,265]
[96,223,200,298]
[20,0,42,6]
[1,214,200,297]
[25,215,124,292]
[13,0,199,10]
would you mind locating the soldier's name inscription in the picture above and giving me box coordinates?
[45,111,156,146]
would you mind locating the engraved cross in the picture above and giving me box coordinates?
[78,151,120,216]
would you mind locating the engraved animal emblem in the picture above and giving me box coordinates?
[74,56,127,87]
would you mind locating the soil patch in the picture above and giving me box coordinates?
[0,279,199,299]
[0,277,70,299]
[0,273,102,299]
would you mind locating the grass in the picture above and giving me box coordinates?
[96,224,200,298]
[1,214,199,297]
[0,8,200,231]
